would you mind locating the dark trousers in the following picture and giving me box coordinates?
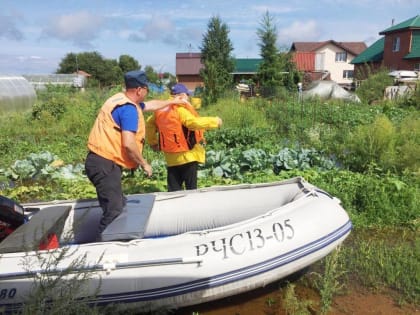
[167,162,198,192]
[85,152,124,240]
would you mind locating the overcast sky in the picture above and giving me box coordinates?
[0,0,417,75]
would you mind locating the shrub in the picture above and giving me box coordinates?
[342,115,396,172]
[395,81,420,110]
[395,116,420,173]
[341,113,420,174]
[313,170,420,228]
[355,69,394,104]
[31,85,79,120]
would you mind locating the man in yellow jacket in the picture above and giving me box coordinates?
[146,83,222,191]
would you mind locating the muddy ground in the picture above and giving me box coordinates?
[176,281,418,315]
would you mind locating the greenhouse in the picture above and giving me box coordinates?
[23,74,86,90]
[0,76,37,113]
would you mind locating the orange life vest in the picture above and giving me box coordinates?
[87,92,145,169]
[154,103,204,153]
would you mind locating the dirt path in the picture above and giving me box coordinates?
[328,286,418,315]
[176,282,418,315]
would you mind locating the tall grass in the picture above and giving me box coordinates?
[200,94,270,129]
[342,229,419,305]
[282,283,314,315]
[314,247,347,314]
[341,114,420,173]
[0,88,102,167]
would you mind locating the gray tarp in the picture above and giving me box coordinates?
[302,80,361,102]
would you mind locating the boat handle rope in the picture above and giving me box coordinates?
[0,257,203,279]
[101,257,203,273]
[304,188,334,199]
[314,188,334,199]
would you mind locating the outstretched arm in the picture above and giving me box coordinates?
[143,97,190,112]
[178,107,223,130]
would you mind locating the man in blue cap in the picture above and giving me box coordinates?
[85,71,188,240]
[146,83,222,191]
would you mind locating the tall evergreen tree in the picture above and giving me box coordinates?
[200,16,234,105]
[256,11,283,97]
[257,12,301,97]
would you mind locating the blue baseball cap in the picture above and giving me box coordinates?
[124,70,149,89]
[171,83,190,95]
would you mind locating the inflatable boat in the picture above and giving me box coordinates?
[0,177,352,313]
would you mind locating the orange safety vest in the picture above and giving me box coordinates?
[154,103,204,153]
[87,92,145,169]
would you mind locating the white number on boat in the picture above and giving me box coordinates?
[195,219,295,259]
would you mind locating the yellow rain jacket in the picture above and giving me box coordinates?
[146,105,219,167]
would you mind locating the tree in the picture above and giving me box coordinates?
[256,12,300,97]
[119,55,140,73]
[57,52,136,88]
[256,11,284,97]
[57,51,103,76]
[56,52,79,73]
[144,65,159,84]
[162,72,177,87]
[100,59,123,87]
[278,49,301,92]
[200,16,234,105]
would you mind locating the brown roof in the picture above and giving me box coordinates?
[73,70,91,77]
[291,40,367,56]
[176,53,204,75]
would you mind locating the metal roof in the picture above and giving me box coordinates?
[352,15,420,63]
[379,15,420,34]
[292,52,315,71]
[404,30,420,59]
[350,37,384,64]
[233,59,262,73]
